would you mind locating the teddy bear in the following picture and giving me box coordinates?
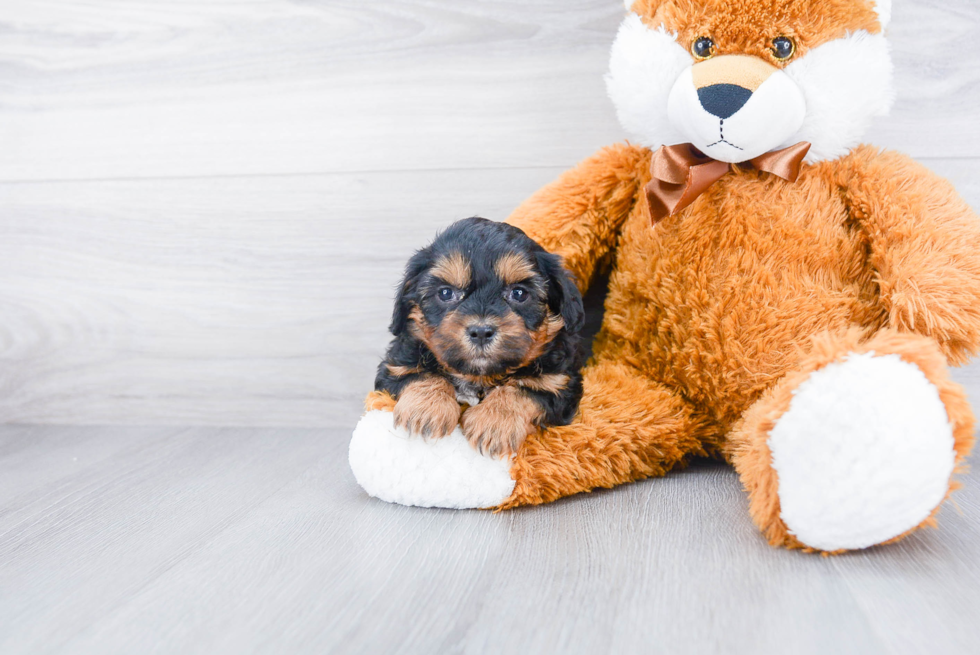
[349,0,980,553]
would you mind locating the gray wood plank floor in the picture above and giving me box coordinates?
[3,1,980,653]
[2,425,980,654]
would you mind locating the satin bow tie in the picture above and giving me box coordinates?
[644,142,812,224]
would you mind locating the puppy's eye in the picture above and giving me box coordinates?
[437,287,459,303]
[771,36,795,60]
[509,287,529,303]
[692,36,715,60]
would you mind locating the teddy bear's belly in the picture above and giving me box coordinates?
[594,182,885,428]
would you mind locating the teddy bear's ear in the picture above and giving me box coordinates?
[623,1,669,18]
[624,0,656,12]
[623,0,655,13]
[872,0,891,29]
[623,1,890,29]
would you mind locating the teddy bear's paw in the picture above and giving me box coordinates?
[348,410,516,509]
[768,352,957,551]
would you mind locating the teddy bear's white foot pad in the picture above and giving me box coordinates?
[769,352,956,551]
[348,410,516,509]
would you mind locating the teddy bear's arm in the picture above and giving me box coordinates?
[507,143,650,294]
[842,146,980,365]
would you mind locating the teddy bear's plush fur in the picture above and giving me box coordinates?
[353,0,980,553]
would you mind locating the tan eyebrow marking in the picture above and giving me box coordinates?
[495,252,536,285]
[515,374,570,394]
[430,252,471,289]
[386,364,422,377]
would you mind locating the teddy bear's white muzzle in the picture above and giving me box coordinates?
[667,57,806,163]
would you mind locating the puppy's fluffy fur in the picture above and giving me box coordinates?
[375,217,585,457]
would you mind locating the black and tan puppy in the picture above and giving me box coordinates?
[375,217,585,457]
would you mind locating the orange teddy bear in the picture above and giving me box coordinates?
[351,0,980,553]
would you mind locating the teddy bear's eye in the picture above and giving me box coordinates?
[771,36,796,60]
[691,36,715,60]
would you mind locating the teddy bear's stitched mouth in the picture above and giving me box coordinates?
[705,119,744,151]
[706,139,743,150]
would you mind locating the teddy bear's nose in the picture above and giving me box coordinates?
[697,83,753,119]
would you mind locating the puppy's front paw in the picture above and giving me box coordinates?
[460,385,543,458]
[393,376,461,438]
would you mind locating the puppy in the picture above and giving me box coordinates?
[375,217,585,457]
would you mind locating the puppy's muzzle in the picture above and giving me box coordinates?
[467,324,497,347]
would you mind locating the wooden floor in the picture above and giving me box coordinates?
[3,424,980,654]
[3,1,980,653]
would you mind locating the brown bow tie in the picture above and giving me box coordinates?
[645,142,811,224]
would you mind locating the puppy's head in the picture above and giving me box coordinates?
[391,217,584,377]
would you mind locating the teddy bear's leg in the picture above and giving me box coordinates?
[498,360,713,508]
[350,391,521,509]
[352,361,710,510]
[729,328,975,552]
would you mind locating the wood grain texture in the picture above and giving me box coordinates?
[0,425,979,654]
[0,167,565,425]
[1,0,979,425]
[1,158,977,426]
[0,0,977,183]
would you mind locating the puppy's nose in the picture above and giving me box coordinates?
[467,325,496,346]
[697,84,752,119]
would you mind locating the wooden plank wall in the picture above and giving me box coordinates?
[1,0,978,426]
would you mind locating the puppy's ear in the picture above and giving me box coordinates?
[536,252,584,334]
[390,249,431,335]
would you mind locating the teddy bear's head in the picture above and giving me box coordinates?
[608,0,894,163]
